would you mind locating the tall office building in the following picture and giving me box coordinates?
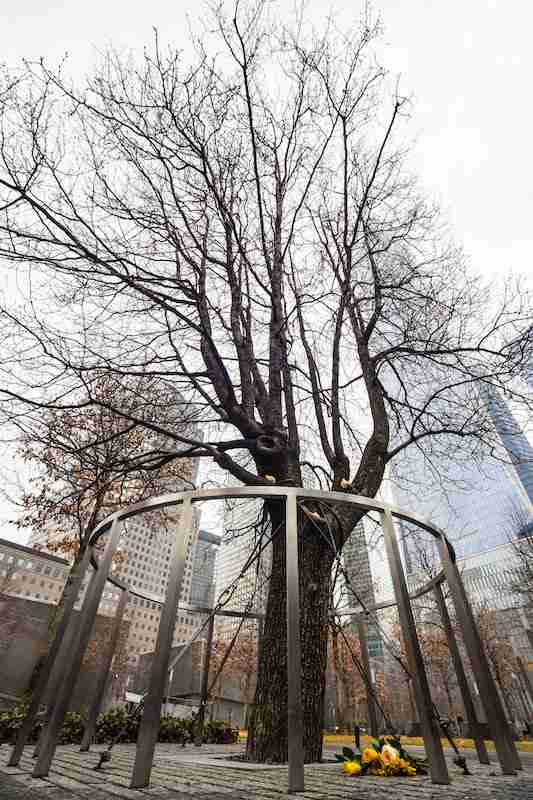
[29,391,204,660]
[215,497,271,637]
[393,384,533,572]
[341,520,383,657]
[480,384,533,510]
[190,529,221,608]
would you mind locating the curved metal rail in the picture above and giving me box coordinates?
[10,487,520,790]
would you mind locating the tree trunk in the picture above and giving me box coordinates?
[246,502,334,763]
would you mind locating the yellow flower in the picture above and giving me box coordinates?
[381,744,400,766]
[342,760,362,776]
[361,747,380,765]
[407,766,417,776]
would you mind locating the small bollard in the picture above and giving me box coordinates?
[354,724,360,751]
[94,750,112,771]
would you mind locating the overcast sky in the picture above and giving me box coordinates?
[2,0,531,541]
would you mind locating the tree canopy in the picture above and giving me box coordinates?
[0,1,530,509]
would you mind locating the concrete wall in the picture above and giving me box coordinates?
[132,640,204,698]
[0,593,130,714]
[131,641,248,727]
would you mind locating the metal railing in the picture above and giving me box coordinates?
[8,487,522,791]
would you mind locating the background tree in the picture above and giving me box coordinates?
[502,498,533,607]
[208,630,258,725]
[9,371,196,674]
[419,625,458,720]
[474,604,523,724]
[327,625,389,731]
[14,372,196,559]
[0,0,531,762]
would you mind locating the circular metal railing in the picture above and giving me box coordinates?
[10,487,521,790]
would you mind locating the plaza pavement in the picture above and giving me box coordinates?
[1,743,533,800]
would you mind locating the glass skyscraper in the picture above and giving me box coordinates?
[393,385,533,577]
[190,529,221,608]
[341,520,384,657]
[480,384,533,510]
[215,497,271,638]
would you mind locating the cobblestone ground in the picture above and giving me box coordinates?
[1,744,533,800]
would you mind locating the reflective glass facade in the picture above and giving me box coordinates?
[190,529,221,608]
[394,446,528,566]
[342,521,384,658]
[394,385,533,575]
[480,385,533,508]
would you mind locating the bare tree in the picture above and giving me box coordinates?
[474,604,522,724]
[504,498,533,606]
[0,1,531,762]
[209,630,258,725]
[8,371,196,679]
[0,559,19,595]
[13,372,196,559]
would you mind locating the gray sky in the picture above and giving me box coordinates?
[4,0,531,277]
[2,0,531,542]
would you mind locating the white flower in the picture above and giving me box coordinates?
[381,744,399,766]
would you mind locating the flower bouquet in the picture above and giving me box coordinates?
[336,736,428,777]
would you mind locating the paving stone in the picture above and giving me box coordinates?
[2,744,533,800]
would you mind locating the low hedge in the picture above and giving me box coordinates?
[0,705,239,746]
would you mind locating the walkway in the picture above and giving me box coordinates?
[1,744,532,799]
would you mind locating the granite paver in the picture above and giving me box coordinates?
[1,744,533,800]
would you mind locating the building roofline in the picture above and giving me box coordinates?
[198,529,222,546]
[0,536,69,565]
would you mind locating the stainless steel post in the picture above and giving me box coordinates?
[286,492,304,794]
[32,518,123,778]
[356,620,379,738]
[382,510,449,785]
[8,545,92,766]
[164,669,174,716]
[437,537,521,774]
[246,617,264,733]
[194,614,215,746]
[130,499,192,789]
[513,676,530,725]
[433,581,489,764]
[517,656,533,712]
[79,589,129,751]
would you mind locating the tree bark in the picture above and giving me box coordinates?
[246,502,334,763]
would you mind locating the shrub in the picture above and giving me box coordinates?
[0,703,44,744]
[0,704,239,746]
[95,707,140,743]
[204,720,239,744]
[58,712,84,745]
